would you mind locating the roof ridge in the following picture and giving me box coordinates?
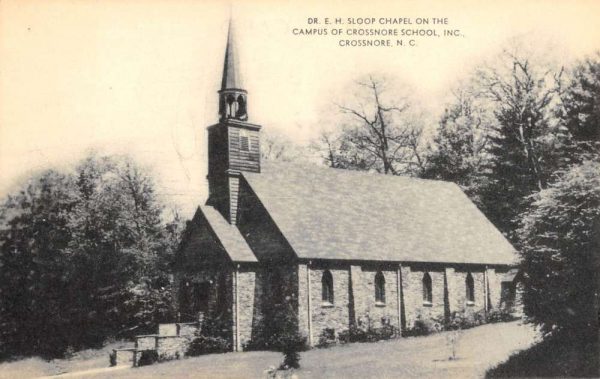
[258,160,457,186]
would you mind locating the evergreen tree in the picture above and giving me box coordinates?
[476,51,568,237]
[518,158,600,341]
[422,90,491,206]
[561,52,600,158]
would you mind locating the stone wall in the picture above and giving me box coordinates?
[402,266,446,328]
[158,324,177,336]
[352,266,401,330]
[234,267,257,351]
[178,323,198,337]
[306,264,351,343]
[156,336,193,360]
[297,262,510,345]
[297,264,310,343]
[451,269,486,315]
[175,260,510,350]
[136,336,158,350]
[488,267,506,310]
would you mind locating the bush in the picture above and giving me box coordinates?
[317,328,336,348]
[518,159,600,338]
[137,350,158,367]
[487,308,518,323]
[403,315,443,337]
[371,324,397,341]
[443,311,488,331]
[338,323,399,343]
[338,325,368,343]
[186,334,231,356]
[280,332,306,370]
[243,333,284,351]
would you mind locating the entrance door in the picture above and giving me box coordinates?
[179,281,211,322]
[192,282,210,316]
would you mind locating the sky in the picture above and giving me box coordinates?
[1,0,599,217]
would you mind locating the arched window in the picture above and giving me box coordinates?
[466,272,475,303]
[422,272,432,303]
[322,270,334,304]
[236,95,247,118]
[375,271,386,304]
[226,94,236,118]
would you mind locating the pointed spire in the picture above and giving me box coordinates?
[221,18,243,90]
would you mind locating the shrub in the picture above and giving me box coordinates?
[403,316,443,336]
[186,334,231,356]
[317,328,336,348]
[338,325,368,343]
[487,308,518,323]
[377,324,397,340]
[243,333,285,351]
[338,323,398,343]
[280,332,306,370]
[137,350,158,367]
[444,311,487,331]
[158,351,181,362]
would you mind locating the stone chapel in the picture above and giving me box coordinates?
[173,19,520,352]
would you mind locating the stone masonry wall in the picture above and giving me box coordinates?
[297,264,310,343]
[308,265,350,343]
[451,269,486,315]
[402,266,446,329]
[487,267,501,310]
[234,268,257,351]
[156,336,193,360]
[353,267,401,330]
[297,262,510,346]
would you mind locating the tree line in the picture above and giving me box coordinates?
[0,154,183,358]
[0,43,597,360]
[305,47,600,342]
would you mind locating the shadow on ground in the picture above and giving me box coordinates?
[486,335,599,378]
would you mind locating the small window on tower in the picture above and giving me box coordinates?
[239,130,250,152]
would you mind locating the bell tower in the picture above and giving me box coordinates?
[207,18,261,225]
[219,20,248,122]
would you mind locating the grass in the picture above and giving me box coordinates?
[486,334,599,378]
[0,340,131,379]
[0,321,542,379]
[64,321,537,379]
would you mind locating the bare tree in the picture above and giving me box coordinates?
[313,75,426,176]
[260,129,306,163]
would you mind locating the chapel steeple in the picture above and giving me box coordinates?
[219,19,248,121]
[206,17,261,225]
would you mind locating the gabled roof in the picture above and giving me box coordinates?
[198,205,257,263]
[242,162,517,265]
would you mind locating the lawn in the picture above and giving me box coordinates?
[20,320,538,379]
[0,341,131,379]
[486,333,599,378]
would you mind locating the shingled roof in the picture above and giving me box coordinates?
[242,162,517,265]
[199,205,257,263]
